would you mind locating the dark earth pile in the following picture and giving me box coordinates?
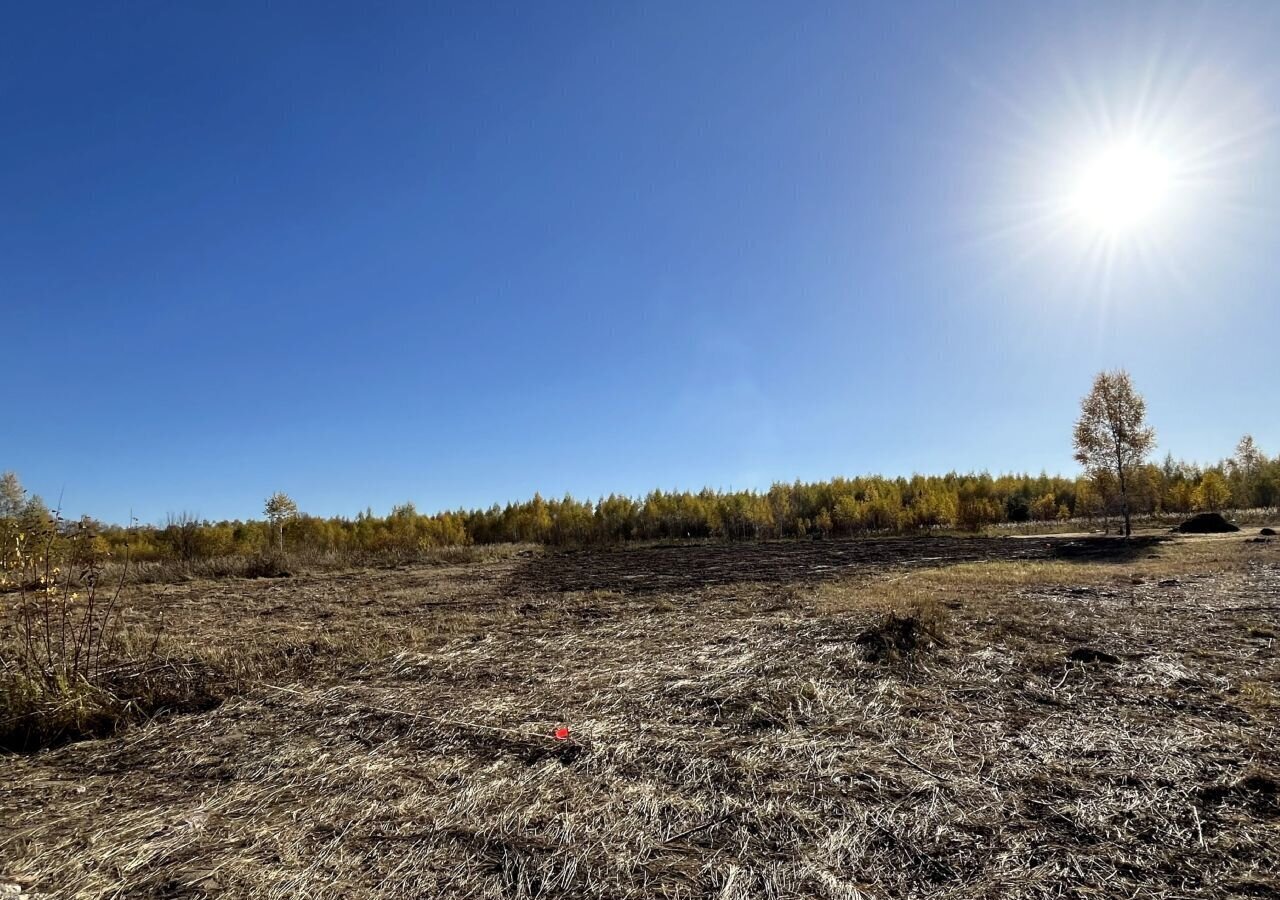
[1177,512,1240,534]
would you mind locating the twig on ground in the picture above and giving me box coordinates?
[893,746,949,781]
[664,812,736,844]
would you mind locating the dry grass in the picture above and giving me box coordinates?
[818,533,1271,613]
[120,543,540,585]
[1,532,1278,898]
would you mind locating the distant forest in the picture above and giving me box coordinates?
[2,437,1274,567]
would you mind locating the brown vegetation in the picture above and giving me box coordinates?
[2,531,1277,898]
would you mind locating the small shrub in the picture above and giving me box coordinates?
[0,515,213,751]
[242,553,293,579]
[856,603,948,663]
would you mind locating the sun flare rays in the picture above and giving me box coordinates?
[962,34,1276,307]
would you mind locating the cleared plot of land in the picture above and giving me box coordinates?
[2,534,1278,899]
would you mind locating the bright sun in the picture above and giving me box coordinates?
[1069,141,1173,234]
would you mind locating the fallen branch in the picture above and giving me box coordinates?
[893,746,949,781]
[664,812,736,844]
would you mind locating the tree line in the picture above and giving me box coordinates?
[2,436,1274,569]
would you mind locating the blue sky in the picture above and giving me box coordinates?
[4,2,1278,523]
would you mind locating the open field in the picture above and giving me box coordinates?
[3,531,1279,899]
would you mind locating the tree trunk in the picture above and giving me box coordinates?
[1118,469,1131,537]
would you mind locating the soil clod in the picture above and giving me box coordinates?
[1068,646,1121,665]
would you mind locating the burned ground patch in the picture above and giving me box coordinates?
[507,535,1072,595]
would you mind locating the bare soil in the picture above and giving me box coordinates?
[2,533,1278,899]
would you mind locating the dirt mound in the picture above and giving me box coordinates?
[1176,513,1240,534]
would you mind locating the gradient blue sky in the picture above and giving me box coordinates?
[4,2,1278,523]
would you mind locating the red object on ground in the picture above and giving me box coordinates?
[553,726,571,741]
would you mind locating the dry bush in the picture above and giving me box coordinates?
[855,603,949,663]
[1,522,269,751]
[0,517,140,749]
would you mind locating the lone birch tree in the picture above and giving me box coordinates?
[264,492,299,554]
[1073,370,1156,537]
